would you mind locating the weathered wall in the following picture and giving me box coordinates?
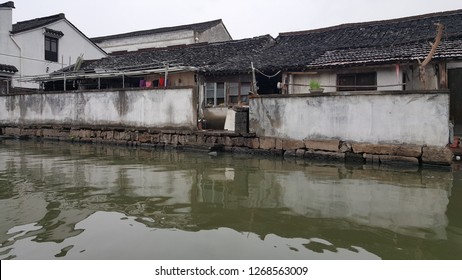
[249,91,450,147]
[0,88,197,129]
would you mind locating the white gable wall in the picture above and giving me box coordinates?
[198,22,232,43]
[0,6,20,73]
[9,20,106,88]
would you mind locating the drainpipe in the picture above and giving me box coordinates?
[164,65,169,88]
[10,35,22,87]
[122,71,125,88]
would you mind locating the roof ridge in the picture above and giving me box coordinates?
[14,13,65,25]
[279,9,462,37]
[12,13,66,34]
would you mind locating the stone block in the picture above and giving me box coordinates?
[345,152,365,163]
[244,138,260,149]
[161,134,171,144]
[259,137,276,150]
[216,136,226,145]
[79,130,92,139]
[379,155,419,166]
[304,150,345,161]
[171,134,179,145]
[282,139,304,150]
[224,136,233,146]
[21,129,37,137]
[184,135,197,144]
[231,137,245,147]
[276,139,283,150]
[42,129,61,138]
[138,133,151,143]
[304,139,340,152]
[422,146,453,166]
[104,131,114,140]
[295,149,306,157]
[352,143,422,157]
[206,136,217,144]
[284,150,297,158]
[5,127,21,136]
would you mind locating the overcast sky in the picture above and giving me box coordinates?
[10,0,462,39]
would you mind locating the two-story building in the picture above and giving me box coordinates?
[0,1,106,89]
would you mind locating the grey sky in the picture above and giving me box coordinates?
[10,0,462,39]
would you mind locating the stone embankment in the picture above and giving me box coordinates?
[0,126,454,167]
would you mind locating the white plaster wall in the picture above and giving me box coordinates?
[0,7,20,77]
[289,66,403,94]
[198,23,232,43]
[97,30,195,53]
[9,20,106,88]
[0,88,196,129]
[250,92,449,146]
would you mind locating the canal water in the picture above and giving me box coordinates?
[1,140,461,260]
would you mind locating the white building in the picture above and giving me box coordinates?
[91,19,232,54]
[0,1,106,89]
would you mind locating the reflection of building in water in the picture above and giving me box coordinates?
[196,162,452,240]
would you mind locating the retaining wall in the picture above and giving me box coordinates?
[0,126,453,167]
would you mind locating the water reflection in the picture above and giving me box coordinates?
[0,140,460,259]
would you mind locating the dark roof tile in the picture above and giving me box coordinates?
[12,13,65,34]
[71,35,275,74]
[261,9,462,70]
[0,63,18,73]
[0,1,15,8]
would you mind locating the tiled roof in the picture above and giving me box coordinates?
[12,13,65,34]
[261,9,462,70]
[0,1,14,8]
[0,63,18,73]
[91,19,226,43]
[70,35,274,74]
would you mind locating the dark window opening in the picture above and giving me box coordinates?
[45,36,58,62]
[337,72,377,91]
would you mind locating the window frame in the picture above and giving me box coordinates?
[205,81,252,107]
[337,72,377,91]
[45,36,59,62]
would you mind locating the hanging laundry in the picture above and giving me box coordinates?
[139,80,146,87]
[159,77,165,87]
[146,81,152,88]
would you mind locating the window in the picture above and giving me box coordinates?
[45,36,58,62]
[337,72,377,91]
[229,82,250,104]
[206,82,252,107]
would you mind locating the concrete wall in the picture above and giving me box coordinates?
[0,88,197,129]
[249,91,450,147]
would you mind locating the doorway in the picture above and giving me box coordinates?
[449,68,462,135]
